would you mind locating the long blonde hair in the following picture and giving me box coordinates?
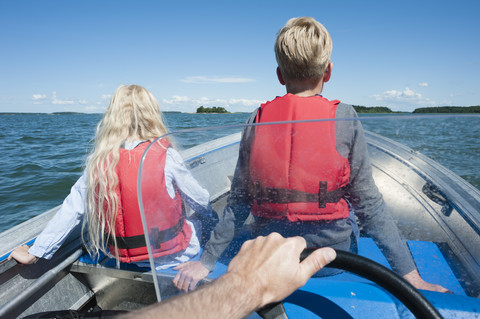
[83,84,168,259]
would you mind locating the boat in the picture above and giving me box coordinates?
[1,117,479,318]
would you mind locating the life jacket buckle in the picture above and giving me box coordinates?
[318,181,328,208]
[149,228,162,250]
[254,181,263,205]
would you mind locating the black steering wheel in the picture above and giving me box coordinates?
[257,249,443,319]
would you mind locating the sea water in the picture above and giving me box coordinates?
[0,112,478,233]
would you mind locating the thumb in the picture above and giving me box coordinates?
[299,247,336,279]
[173,263,185,270]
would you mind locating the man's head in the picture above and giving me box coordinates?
[275,17,332,84]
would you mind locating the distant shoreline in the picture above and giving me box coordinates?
[353,105,480,114]
[1,105,479,115]
[187,112,248,114]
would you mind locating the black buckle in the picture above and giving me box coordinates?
[255,181,263,205]
[149,228,162,250]
[318,181,327,208]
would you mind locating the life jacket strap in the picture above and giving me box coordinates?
[254,181,345,208]
[108,215,185,250]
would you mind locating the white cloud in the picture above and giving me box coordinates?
[162,96,227,106]
[51,91,74,105]
[161,95,264,112]
[32,94,47,101]
[228,98,265,107]
[84,104,106,112]
[96,94,112,105]
[163,95,192,104]
[418,82,429,87]
[370,87,435,107]
[181,76,255,84]
[29,91,109,111]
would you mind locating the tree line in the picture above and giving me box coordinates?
[194,105,480,114]
[352,105,398,113]
[353,105,480,113]
[413,106,480,113]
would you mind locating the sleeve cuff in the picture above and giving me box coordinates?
[200,250,218,272]
[28,245,49,259]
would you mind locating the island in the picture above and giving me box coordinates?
[351,105,480,114]
[413,106,480,113]
[196,106,230,113]
[352,105,399,113]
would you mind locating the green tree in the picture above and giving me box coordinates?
[196,106,229,113]
[352,105,395,113]
[413,106,480,113]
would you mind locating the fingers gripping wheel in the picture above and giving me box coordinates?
[257,250,443,319]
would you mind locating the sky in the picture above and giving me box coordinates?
[0,0,479,113]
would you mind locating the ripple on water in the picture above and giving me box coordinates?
[0,113,478,234]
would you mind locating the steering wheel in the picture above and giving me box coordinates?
[257,249,443,319]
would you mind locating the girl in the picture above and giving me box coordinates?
[9,85,211,271]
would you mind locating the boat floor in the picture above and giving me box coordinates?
[65,237,468,314]
[4,228,478,318]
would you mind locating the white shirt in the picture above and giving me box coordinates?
[29,145,211,269]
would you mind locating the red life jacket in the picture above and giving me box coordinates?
[249,94,350,222]
[111,140,192,263]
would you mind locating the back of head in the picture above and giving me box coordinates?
[100,84,167,144]
[84,84,168,261]
[275,17,332,82]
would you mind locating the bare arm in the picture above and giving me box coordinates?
[121,233,336,319]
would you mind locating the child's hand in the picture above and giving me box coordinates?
[173,261,210,292]
[8,245,38,264]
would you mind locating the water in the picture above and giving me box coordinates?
[0,112,479,233]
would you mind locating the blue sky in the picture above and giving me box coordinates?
[1,0,479,113]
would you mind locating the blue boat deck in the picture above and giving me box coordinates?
[73,237,480,318]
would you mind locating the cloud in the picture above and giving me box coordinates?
[228,98,265,107]
[161,95,264,112]
[29,91,110,112]
[96,94,112,104]
[84,104,106,112]
[418,82,429,87]
[370,87,434,107]
[180,76,255,84]
[32,94,47,101]
[163,95,192,104]
[51,91,74,105]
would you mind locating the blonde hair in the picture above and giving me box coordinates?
[83,84,168,260]
[275,17,332,82]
